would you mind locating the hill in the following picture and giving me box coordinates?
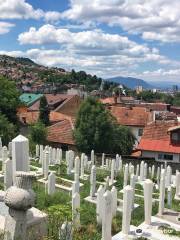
[0,55,117,92]
[106,76,153,89]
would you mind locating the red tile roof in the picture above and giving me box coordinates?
[137,121,180,154]
[138,139,180,154]
[17,110,72,125]
[110,106,153,127]
[28,94,74,111]
[47,119,75,145]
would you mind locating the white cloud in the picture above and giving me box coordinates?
[0,21,15,34]
[62,0,180,43]
[0,0,61,21]
[18,24,174,68]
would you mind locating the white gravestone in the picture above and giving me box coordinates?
[72,192,80,229]
[122,185,133,235]
[130,174,136,209]
[90,165,96,198]
[175,171,180,198]
[44,148,49,179]
[12,135,29,183]
[111,186,117,217]
[102,190,113,240]
[35,144,39,158]
[158,169,166,216]
[123,164,129,188]
[144,179,153,225]
[48,172,56,195]
[39,145,43,164]
[2,146,8,172]
[140,161,144,181]
[96,185,105,225]
[102,153,105,168]
[80,153,85,179]
[91,150,95,165]
[110,159,115,184]
[4,159,13,190]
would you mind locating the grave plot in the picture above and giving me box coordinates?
[0,137,179,240]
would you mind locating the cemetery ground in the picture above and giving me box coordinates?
[9,159,179,240]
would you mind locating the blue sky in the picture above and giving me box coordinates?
[0,0,180,83]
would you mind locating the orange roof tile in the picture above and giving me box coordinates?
[17,110,73,125]
[110,106,153,127]
[28,94,74,111]
[47,119,75,145]
[137,121,180,153]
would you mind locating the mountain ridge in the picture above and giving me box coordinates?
[106,76,154,89]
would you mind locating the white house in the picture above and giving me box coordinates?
[137,120,180,163]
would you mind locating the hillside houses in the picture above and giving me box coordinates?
[17,93,81,149]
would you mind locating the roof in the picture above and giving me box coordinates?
[47,119,75,145]
[20,93,43,107]
[110,106,153,127]
[28,94,74,111]
[167,125,180,133]
[137,121,180,154]
[100,96,135,105]
[100,97,115,105]
[17,110,72,125]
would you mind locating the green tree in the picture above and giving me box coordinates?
[0,113,16,145]
[173,93,180,106]
[74,97,135,154]
[112,125,135,155]
[39,96,50,126]
[29,121,47,145]
[0,76,20,124]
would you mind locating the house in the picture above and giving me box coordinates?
[19,93,43,107]
[47,117,76,151]
[28,94,81,117]
[137,120,180,163]
[110,106,153,147]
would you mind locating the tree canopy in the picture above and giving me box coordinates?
[39,95,50,126]
[0,76,20,124]
[74,97,135,154]
[0,113,16,145]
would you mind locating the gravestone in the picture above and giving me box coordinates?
[91,150,95,165]
[4,159,13,190]
[35,145,39,158]
[102,153,105,168]
[48,172,56,195]
[80,153,85,179]
[144,179,153,225]
[110,159,115,184]
[123,164,128,188]
[90,165,96,198]
[175,171,180,198]
[72,192,80,229]
[2,146,8,172]
[96,185,105,225]
[158,169,166,216]
[122,185,133,235]
[44,148,49,179]
[111,186,117,217]
[102,191,112,240]
[140,161,144,181]
[39,145,43,164]
[130,174,136,209]
[12,135,29,183]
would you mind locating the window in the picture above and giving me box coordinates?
[158,153,173,161]
[172,132,180,142]
[138,128,143,136]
